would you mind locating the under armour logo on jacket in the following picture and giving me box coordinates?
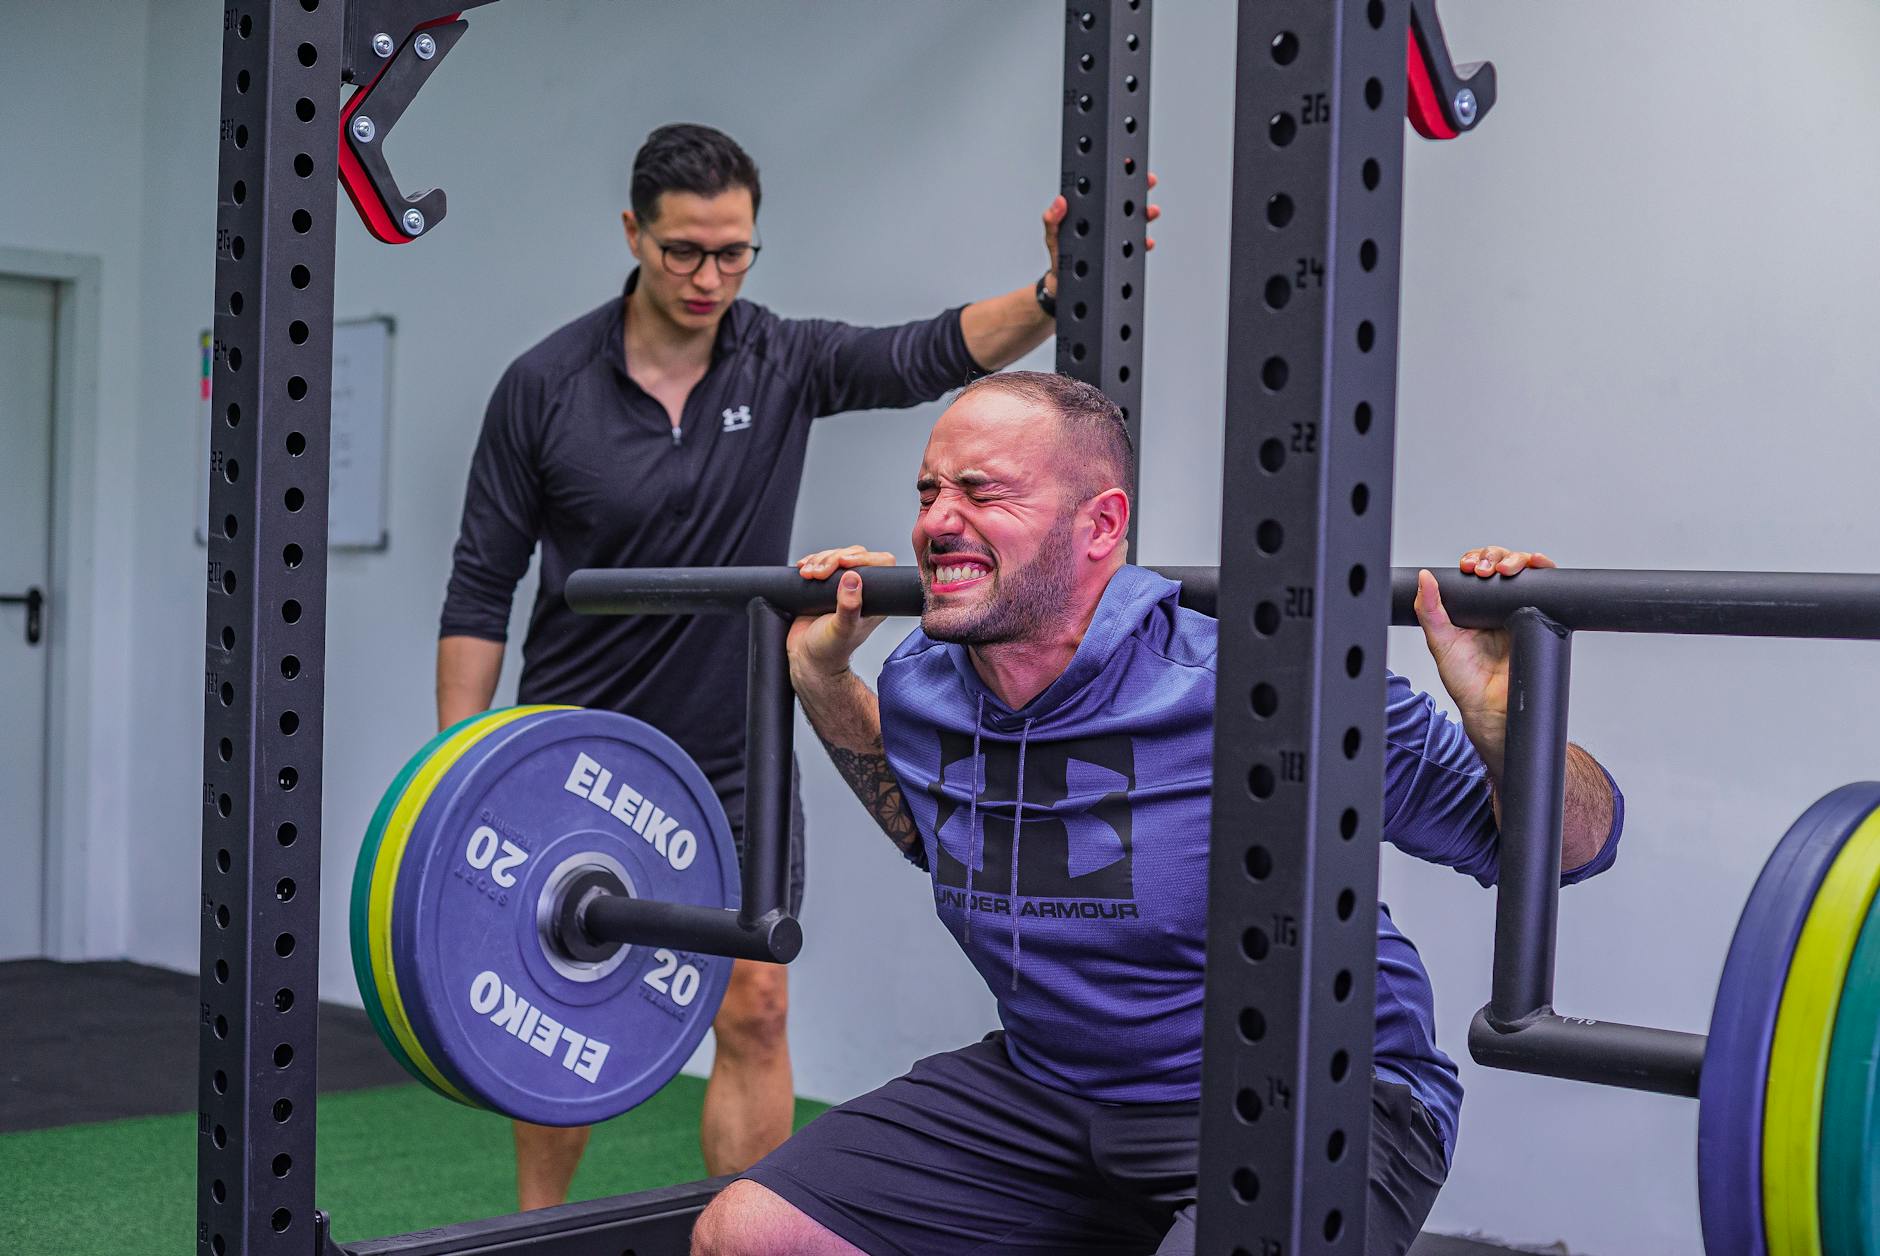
[720,405,753,433]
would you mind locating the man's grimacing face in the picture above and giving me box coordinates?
[911,391,1086,646]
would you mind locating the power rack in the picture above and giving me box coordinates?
[198,3,1492,1252]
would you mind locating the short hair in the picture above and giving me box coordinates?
[958,371,1135,504]
[630,124,762,224]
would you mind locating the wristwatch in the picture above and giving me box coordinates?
[1035,272,1057,318]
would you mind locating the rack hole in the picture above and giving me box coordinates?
[282,600,302,624]
[1079,52,1093,71]
[275,933,296,957]
[224,513,239,538]
[1333,969,1354,1001]
[1124,115,1137,134]
[1238,1007,1266,1043]
[219,682,234,706]
[1263,276,1291,311]
[232,180,246,205]
[221,571,236,596]
[297,42,317,66]
[234,126,248,150]
[1268,112,1297,148]
[1233,1167,1260,1203]
[286,430,307,456]
[1265,193,1293,229]
[1248,765,1276,801]
[1367,0,1385,28]
[274,1043,294,1068]
[295,153,314,178]
[1366,77,1384,110]
[1357,320,1376,352]
[1260,357,1288,392]
[1360,239,1379,271]
[1255,520,1283,554]
[285,487,305,512]
[1345,646,1364,677]
[1124,74,1138,93]
[1235,1088,1263,1123]
[236,69,250,93]
[287,375,308,401]
[1245,845,1273,880]
[284,544,303,570]
[289,320,309,345]
[295,97,315,123]
[281,655,301,680]
[1352,483,1370,516]
[214,1015,228,1039]
[272,1153,292,1177]
[291,265,310,289]
[1348,565,1367,596]
[1337,888,1357,921]
[277,878,296,903]
[215,904,230,927]
[275,986,295,1011]
[228,292,243,316]
[1270,31,1298,64]
[1077,135,1091,154]
[273,1097,294,1122]
[1077,93,1093,114]
[1340,808,1359,840]
[221,626,235,651]
[213,1070,227,1095]
[1253,602,1281,636]
[1119,324,1132,341]
[272,1209,292,1233]
[215,959,229,983]
[1355,401,1374,433]
[1331,1048,1351,1081]
[1251,683,1278,717]
[1363,157,1381,190]
[279,766,298,791]
[1325,1211,1345,1242]
[1071,343,1087,362]
[1120,281,1133,299]
[1117,365,1131,384]
[1259,439,1285,473]
[213,1124,226,1148]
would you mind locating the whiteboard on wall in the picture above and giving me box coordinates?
[198,315,393,549]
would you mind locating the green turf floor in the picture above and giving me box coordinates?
[0,1076,827,1253]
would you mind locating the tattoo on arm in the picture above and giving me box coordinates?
[820,736,927,869]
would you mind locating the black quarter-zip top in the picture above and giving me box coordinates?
[442,270,984,805]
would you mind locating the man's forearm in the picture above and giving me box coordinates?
[959,284,1054,372]
[797,669,924,866]
[437,634,505,730]
[1483,741,1615,873]
[1560,744,1616,872]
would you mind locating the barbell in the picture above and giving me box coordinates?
[350,705,1880,1252]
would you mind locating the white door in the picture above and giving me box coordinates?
[0,274,55,960]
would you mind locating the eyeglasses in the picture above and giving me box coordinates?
[645,231,761,277]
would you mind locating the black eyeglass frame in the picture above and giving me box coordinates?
[643,230,762,277]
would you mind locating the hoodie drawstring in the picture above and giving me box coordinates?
[1008,718,1035,992]
[964,693,985,945]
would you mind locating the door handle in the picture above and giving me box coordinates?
[0,587,43,645]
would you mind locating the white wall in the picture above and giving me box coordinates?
[0,0,154,961]
[16,1,1880,1251]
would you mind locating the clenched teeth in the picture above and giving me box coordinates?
[934,564,988,585]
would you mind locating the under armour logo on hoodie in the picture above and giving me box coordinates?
[928,730,1136,901]
[720,405,753,433]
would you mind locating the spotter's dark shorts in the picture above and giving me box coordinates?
[742,1032,1448,1255]
[715,756,806,918]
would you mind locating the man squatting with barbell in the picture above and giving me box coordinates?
[439,125,1158,1206]
[691,372,1625,1256]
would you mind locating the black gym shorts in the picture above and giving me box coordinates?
[741,1032,1448,1256]
[714,756,807,919]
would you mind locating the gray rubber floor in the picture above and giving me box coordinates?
[0,959,408,1132]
